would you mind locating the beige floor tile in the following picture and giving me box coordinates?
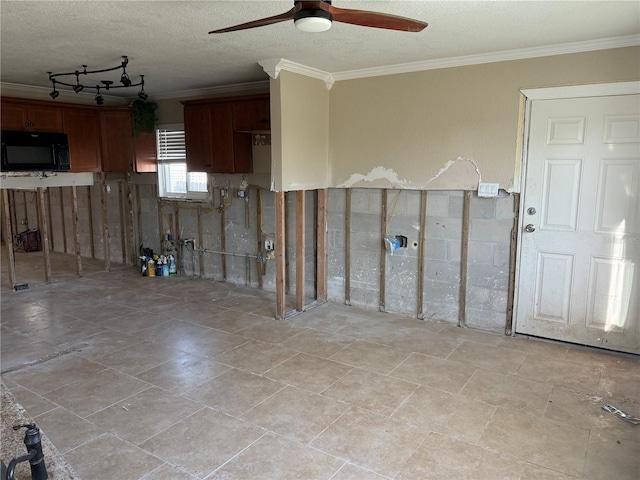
[69,304,139,324]
[95,340,184,376]
[310,407,427,478]
[4,354,106,394]
[392,385,496,443]
[335,320,404,343]
[279,328,354,358]
[516,355,603,393]
[448,340,527,374]
[192,311,269,333]
[34,406,105,453]
[87,386,201,445]
[65,433,163,480]
[139,408,265,478]
[330,463,389,480]
[598,365,640,400]
[264,353,353,393]
[460,369,553,416]
[183,367,285,416]
[243,385,350,444]
[1,341,62,374]
[93,310,174,334]
[437,324,503,345]
[214,339,298,374]
[135,352,231,394]
[584,431,640,480]
[565,346,639,370]
[390,352,476,394]
[330,340,411,375]
[388,329,461,358]
[322,367,418,416]
[67,330,143,360]
[236,319,305,344]
[141,463,198,480]
[544,385,639,441]
[33,319,108,347]
[495,335,568,358]
[136,320,248,357]
[43,368,149,417]
[519,464,581,480]
[478,408,589,477]
[396,432,523,480]
[289,306,362,332]
[8,385,57,416]
[214,295,272,314]
[209,432,343,480]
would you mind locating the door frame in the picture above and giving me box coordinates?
[512,81,640,338]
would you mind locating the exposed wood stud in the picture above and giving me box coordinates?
[125,174,135,265]
[417,190,428,319]
[2,189,17,288]
[256,188,264,287]
[220,207,227,280]
[59,188,67,253]
[100,173,111,271]
[275,191,286,320]
[379,189,388,312]
[505,193,521,336]
[36,187,52,283]
[197,205,205,278]
[344,189,352,305]
[10,190,18,240]
[459,190,471,327]
[46,188,55,252]
[295,190,306,312]
[135,183,143,265]
[118,181,127,265]
[316,188,328,303]
[87,186,95,259]
[284,192,290,294]
[22,191,27,229]
[71,185,83,277]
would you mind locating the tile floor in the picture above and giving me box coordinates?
[1,268,639,479]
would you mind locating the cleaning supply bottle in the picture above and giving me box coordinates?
[168,255,177,275]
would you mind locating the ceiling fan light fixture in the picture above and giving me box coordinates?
[294,9,332,32]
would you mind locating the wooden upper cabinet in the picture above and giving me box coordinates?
[184,104,214,172]
[63,107,102,173]
[100,109,136,172]
[182,94,269,174]
[134,131,157,173]
[232,98,270,131]
[1,98,63,132]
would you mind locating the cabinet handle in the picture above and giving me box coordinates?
[24,122,29,127]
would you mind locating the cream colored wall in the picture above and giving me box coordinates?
[329,47,640,192]
[275,71,330,191]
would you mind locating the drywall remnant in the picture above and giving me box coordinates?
[338,166,410,189]
[425,157,482,190]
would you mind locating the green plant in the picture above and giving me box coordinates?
[132,99,158,136]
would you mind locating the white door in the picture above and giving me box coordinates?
[516,94,640,354]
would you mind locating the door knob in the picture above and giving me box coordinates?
[525,224,536,233]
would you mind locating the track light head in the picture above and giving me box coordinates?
[138,91,148,101]
[120,72,131,87]
[95,94,104,105]
[72,84,83,93]
[50,89,59,99]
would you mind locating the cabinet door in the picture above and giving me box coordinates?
[134,131,157,173]
[28,104,63,132]
[232,99,270,131]
[63,107,102,172]
[210,103,235,173]
[184,104,213,172]
[100,110,135,172]
[1,102,30,131]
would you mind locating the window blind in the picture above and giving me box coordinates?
[156,128,186,163]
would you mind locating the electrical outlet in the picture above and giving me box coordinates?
[264,240,274,251]
[220,188,228,198]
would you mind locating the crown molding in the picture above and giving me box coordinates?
[332,34,640,82]
[150,80,270,100]
[259,58,335,90]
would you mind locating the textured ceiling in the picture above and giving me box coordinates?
[1,1,638,99]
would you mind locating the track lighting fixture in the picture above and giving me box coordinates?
[49,78,59,99]
[47,56,148,104]
[94,87,104,105]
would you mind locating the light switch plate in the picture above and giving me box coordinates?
[478,182,499,197]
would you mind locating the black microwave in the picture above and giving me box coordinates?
[1,130,70,172]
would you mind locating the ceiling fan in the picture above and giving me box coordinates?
[208,1,428,34]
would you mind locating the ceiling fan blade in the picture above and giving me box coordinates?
[329,6,427,32]
[209,5,300,34]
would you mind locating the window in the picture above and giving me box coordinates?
[157,124,208,200]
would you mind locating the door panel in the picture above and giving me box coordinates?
[516,94,640,353]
